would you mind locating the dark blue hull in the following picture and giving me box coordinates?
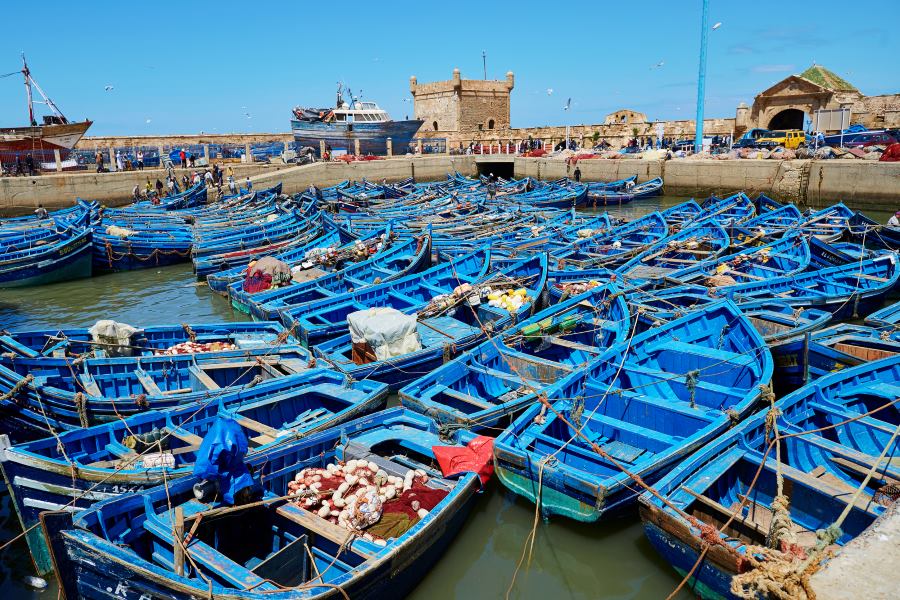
[291,119,424,156]
[642,520,735,600]
[0,231,92,288]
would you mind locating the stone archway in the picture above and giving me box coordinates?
[768,108,805,131]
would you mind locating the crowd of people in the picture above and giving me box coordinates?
[131,162,253,204]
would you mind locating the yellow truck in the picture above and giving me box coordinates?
[755,130,809,149]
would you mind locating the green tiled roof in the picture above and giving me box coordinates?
[798,65,857,92]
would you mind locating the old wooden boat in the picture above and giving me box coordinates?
[0,346,315,436]
[0,368,388,575]
[722,253,900,319]
[671,232,810,285]
[848,210,900,250]
[493,300,773,522]
[616,219,731,282]
[0,221,92,288]
[552,211,669,269]
[639,355,900,600]
[400,283,629,428]
[865,298,900,327]
[282,248,492,346]
[45,408,483,599]
[700,193,756,227]
[0,321,290,361]
[236,235,431,320]
[312,255,549,390]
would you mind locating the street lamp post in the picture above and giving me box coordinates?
[694,0,710,154]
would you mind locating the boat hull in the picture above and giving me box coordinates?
[0,231,92,288]
[291,119,423,156]
[0,120,92,152]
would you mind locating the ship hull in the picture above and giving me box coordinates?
[291,118,423,156]
[0,120,92,152]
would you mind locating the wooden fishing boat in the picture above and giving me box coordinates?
[493,300,773,522]
[235,235,431,320]
[616,219,731,282]
[282,248,492,347]
[552,211,669,269]
[722,253,900,319]
[865,298,900,327]
[772,323,900,394]
[0,346,315,436]
[700,193,756,227]
[729,203,802,248]
[0,368,388,575]
[0,224,92,288]
[797,202,854,242]
[808,237,877,269]
[45,408,484,600]
[671,232,810,285]
[313,254,549,390]
[582,177,663,207]
[639,355,900,600]
[400,283,629,428]
[0,321,291,361]
[661,200,703,228]
[848,210,900,250]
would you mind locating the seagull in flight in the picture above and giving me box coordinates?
[546,88,554,96]
[104,85,114,91]
[563,98,572,111]
[650,61,665,70]
[712,22,722,30]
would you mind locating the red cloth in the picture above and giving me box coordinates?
[382,482,449,519]
[880,143,900,162]
[242,272,272,293]
[432,435,494,485]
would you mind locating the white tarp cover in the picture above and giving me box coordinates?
[88,320,140,356]
[347,307,421,361]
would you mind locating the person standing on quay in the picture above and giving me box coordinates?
[136,150,144,170]
[115,151,124,172]
[167,177,175,196]
[245,176,252,192]
[155,178,164,198]
[95,150,103,172]
[179,148,187,169]
[228,174,236,194]
[574,166,581,183]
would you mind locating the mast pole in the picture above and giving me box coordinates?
[22,54,35,126]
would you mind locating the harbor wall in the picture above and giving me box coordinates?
[0,164,281,214]
[2,156,900,214]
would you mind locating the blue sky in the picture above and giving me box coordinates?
[1,1,897,135]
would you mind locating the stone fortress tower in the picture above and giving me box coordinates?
[409,68,514,139]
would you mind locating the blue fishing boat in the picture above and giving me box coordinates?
[798,202,854,242]
[400,283,629,428]
[772,323,900,394]
[282,248,492,347]
[639,355,900,600]
[0,321,290,360]
[0,222,92,288]
[582,176,663,207]
[493,300,773,521]
[0,368,388,575]
[865,298,900,327]
[848,210,900,250]
[552,211,669,269]
[661,200,703,228]
[808,237,877,269]
[291,85,423,156]
[0,346,315,435]
[312,254,549,390]
[671,232,810,285]
[235,235,431,320]
[45,408,484,599]
[701,193,756,227]
[616,219,731,282]
[722,253,900,319]
[729,203,802,248]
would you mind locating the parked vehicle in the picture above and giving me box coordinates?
[732,128,772,148]
[755,129,809,149]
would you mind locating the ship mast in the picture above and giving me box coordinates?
[22,55,35,126]
[21,54,69,126]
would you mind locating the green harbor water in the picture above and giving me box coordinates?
[0,194,893,599]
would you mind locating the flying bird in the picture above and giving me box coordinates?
[104,85,114,91]
[145,118,152,124]
[563,98,572,111]
[650,61,665,70]
[712,22,722,30]
[546,88,554,96]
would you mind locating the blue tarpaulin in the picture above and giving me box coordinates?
[193,415,257,504]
